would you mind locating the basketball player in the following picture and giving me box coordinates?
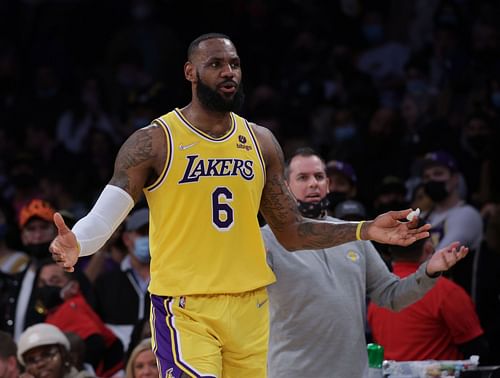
[49,33,430,377]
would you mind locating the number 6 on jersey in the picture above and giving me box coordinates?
[212,187,234,230]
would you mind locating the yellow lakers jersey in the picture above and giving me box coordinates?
[145,109,276,296]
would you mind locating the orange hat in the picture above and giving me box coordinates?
[19,199,55,228]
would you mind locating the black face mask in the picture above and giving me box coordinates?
[24,242,52,261]
[37,285,64,310]
[297,197,330,219]
[326,191,348,211]
[424,180,449,203]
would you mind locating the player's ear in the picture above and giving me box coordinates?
[184,61,195,83]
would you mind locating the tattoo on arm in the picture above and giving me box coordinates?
[296,221,357,249]
[261,133,302,232]
[109,129,154,195]
[262,173,302,233]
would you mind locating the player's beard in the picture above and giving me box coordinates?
[196,72,245,113]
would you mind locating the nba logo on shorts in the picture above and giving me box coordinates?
[179,296,186,309]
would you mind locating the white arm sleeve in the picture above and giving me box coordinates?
[72,185,135,256]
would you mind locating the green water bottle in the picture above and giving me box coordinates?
[367,343,384,378]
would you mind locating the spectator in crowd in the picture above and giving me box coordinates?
[372,175,409,216]
[361,107,410,187]
[17,323,95,378]
[327,106,363,163]
[7,154,42,217]
[0,200,28,274]
[0,330,20,378]
[368,231,488,362]
[24,62,68,136]
[37,260,124,377]
[263,148,467,377]
[93,207,151,351]
[125,338,157,378]
[0,199,57,340]
[399,91,433,153]
[371,175,410,265]
[370,175,411,266]
[55,73,118,155]
[64,332,95,376]
[76,129,121,203]
[357,8,410,94]
[325,159,358,213]
[420,150,483,296]
[334,199,367,221]
[457,111,496,205]
[410,182,434,215]
[39,172,88,222]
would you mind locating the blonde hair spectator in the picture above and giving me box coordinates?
[125,338,157,378]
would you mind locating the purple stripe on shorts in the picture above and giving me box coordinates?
[150,294,216,378]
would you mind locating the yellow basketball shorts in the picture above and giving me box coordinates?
[150,287,269,378]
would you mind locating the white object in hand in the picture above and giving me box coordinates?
[406,208,421,221]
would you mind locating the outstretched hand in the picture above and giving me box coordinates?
[365,209,431,246]
[49,212,79,272]
[425,241,469,276]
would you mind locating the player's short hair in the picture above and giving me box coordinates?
[187,33,232,60]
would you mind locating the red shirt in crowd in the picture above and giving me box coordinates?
[45,292,123,376]
[45,292,117,346]
[367,261,484,361]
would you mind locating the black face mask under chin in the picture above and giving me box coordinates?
[297,197,330,219]
[424,180,449,203]
[37,285,64,311]
[24,242,52,261]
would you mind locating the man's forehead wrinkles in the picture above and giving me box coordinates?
[203,46,238,56]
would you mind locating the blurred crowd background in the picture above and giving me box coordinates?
[0,0,499,213]
[1,0,500,376]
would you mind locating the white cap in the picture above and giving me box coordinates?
[17,324,70,365]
